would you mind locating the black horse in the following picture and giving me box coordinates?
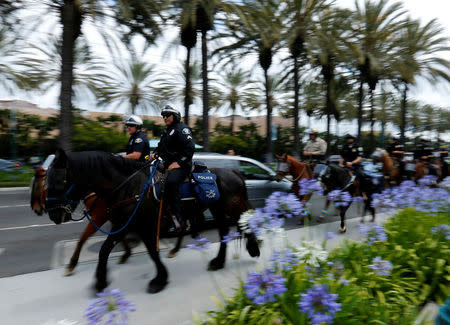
[317,164,376,233]
[45,149,259,293]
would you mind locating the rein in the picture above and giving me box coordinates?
[83,160,160,235]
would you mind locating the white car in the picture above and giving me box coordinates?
[193,153,292,208]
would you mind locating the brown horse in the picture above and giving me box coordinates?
[275,154,313,199]
[30,166,131,276]
[370,148,402,187]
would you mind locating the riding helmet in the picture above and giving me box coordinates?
[125,115,143,127]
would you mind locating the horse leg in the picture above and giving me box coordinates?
[136,227,169,294]
[208,207,229,271]
[318,199,330,222]
[339,206,348,233]
[117,237,132,264]
[94,230,127,293]
[167,202,198,258]
[365,194,376,222]
[66,212,108,276]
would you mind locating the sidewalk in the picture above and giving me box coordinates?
[0,213,391,325]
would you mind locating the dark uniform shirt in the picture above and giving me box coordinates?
[341,143,363,165]
[126,130,150,162]
[154,121,195,170]
[386,142,404,159]
[414,143,434,160]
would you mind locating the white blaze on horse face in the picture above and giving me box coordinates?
[42,154,55,170]
[277,162,288,172]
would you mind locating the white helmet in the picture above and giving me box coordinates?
[124,115,143,127]
[161,105,181,122]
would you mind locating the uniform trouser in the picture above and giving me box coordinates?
[163,167,190,224]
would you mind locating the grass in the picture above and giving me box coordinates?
[0,166,34,187]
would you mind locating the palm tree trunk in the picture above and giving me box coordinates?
[201,29,209,151]
[357,78,364,139]
[184,46,192,127]
[231,104,236,134]
[293,55,300,159]
[59,0,78,152]
[264,69,272,163]
[400,82,408,145]
[369,87,375,152]
[326,76,331,150]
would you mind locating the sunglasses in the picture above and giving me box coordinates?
[162,113,172,118]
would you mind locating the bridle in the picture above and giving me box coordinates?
[276,156,308,182]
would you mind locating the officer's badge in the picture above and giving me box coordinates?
[135,138,143,143]
[182,128,191,135]
[169,130,175,136]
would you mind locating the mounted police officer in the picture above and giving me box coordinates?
[339,134,366,182]
[303,128,327,162]
[124,115,150,162]
[386,137,405,175]
[150,105,195,227]
[414,138,434,162]
[386,137,404,160]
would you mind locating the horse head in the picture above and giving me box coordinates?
[275,153,289,181]
[30,166,47,216]
[45,149,81,224]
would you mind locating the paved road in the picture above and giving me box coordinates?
[0,187,369,278]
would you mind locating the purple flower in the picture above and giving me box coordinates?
[431,225,450,240]
[84,288,135,325]
[298,284,342,324]
[221,231,241,244]
[368,256,393,276]
[352,196,364,203]
[298,178,323,196]
[269,248,300,271]
[418,175,438,187]
[244,269,287,304]
[248,208,284,238]
[358,224,387,245]
[326,232,336,240]
[264,192,305,219]
[186,236,211,251]
[327,190,352,207]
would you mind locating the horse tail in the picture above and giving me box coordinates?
[232,169,252,211]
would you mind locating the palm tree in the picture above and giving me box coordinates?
[309,9,350,147]
[281,0,331,158]
[212,67,258,133]
[214,0,283,162]
[156,60,202,117]
[90,46,162,115]
[390,18,450,144]
[29,0,164,151]
[351,0,405,148]
[17,36,98,100]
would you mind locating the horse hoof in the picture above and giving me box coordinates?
[117,252,131,264]
[208,259,225,271]
[93,280,108,293]
[147,280,168,294]
[65,267,75,277]
[339,226,347,233]
[167,250,177,258]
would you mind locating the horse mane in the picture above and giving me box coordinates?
[66,151,147,177]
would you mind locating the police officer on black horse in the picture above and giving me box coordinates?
[150,105,195,228]
[339,134,366,182]
[124,115,150,162]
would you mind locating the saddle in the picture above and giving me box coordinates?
[152,161,220,203]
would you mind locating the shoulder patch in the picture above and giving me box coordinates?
[182,128,191,135]
[134,138,143,144]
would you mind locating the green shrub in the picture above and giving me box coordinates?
[202,208,449,324]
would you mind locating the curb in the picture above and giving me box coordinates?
[0,187,29,191]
